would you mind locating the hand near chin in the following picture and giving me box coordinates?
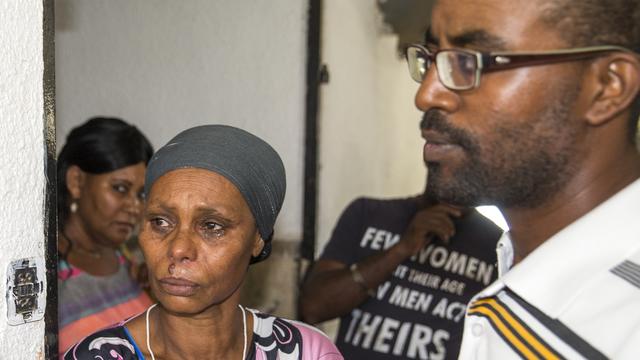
[398,203,464,257]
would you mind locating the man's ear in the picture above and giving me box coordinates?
[584,53,640,126]
[65,165,86,199]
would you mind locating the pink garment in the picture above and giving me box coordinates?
[64,306,344,359]
[250,309,343,359]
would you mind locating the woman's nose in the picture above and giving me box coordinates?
[124,192,143,217]
[167,228,197,263]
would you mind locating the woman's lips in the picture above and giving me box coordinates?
[159,277,199,296]
[113,221,135,234]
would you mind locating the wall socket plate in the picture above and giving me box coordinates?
[6,257,46,325]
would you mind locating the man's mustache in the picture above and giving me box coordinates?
[420,111,476,152]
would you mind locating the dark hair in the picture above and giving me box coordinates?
[57,117,154,228]
[541,0,640,143]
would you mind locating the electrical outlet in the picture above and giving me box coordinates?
[6,257,45,325]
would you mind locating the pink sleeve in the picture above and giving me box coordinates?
[292,321,344,360]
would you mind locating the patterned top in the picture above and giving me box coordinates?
[58,254,152,356]
[63,308,344,360]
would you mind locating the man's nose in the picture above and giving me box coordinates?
[414,66,460,114]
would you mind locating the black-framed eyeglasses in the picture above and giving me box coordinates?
[406,44,635,91]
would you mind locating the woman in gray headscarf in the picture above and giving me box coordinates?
[64,125,343,360]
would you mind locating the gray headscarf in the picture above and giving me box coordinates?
[144,125,286,263]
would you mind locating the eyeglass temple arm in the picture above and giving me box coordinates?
[481,49,618,73]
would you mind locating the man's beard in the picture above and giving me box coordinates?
[422,86,581,209]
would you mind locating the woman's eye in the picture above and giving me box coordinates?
[113,184,128,194]
[149,217,171,233]
[202,221,224,237]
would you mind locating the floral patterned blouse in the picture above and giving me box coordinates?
[64,308,343,360]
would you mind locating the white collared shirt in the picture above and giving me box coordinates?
[458,179,640,359]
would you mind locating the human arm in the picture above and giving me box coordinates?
[299,203,463,324]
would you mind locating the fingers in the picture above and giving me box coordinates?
[415,205,462,236]
[414,211,456,243]
[423,203,465,217]
[401,204,465,255]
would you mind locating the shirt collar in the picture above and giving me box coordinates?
[498,178,640,318]
[496,232,514,277]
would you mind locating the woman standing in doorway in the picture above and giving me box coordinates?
[57,117,154,355]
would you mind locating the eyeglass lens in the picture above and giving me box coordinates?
[408,47,478,90]
[407,47,429,83]
[437,51,477,89]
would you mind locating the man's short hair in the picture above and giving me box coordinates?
[542,0,640,49]
[542,0,640,143]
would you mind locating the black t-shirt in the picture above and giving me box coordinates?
[320,197,502,360]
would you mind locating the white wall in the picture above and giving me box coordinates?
[317,0,425,254]
[0,1,47,357]
[55,0,308,241]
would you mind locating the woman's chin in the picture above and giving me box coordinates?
[158,300,213,317]
[105,226,135,244]
[154,292,234,317]
[105,233,132,248]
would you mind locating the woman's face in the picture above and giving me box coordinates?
[67,162,146,247]
[139,168,264,314]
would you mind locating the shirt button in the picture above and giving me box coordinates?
[472,323,484,337]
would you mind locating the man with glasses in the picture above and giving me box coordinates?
[407,0,640,358]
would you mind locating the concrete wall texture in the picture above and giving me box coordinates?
[0,1,47,358]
